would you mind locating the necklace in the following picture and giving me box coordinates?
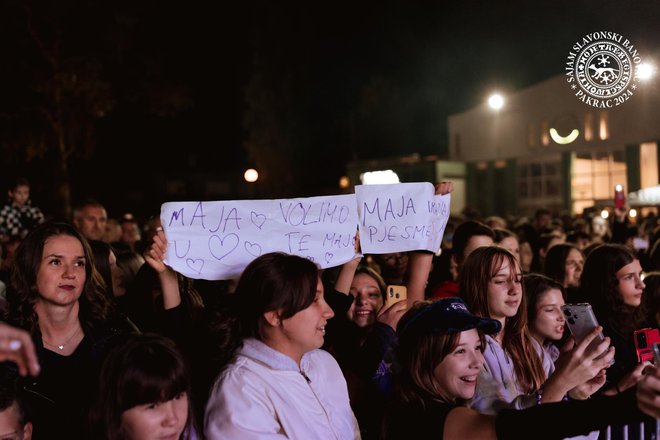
[42,325,81,351]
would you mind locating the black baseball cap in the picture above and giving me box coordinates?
[398,297,501,337]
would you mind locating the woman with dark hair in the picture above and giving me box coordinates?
[87,333,197,440]
[524,274,566,360]
[459,246,611,414]
[543,243,584,298]
[203,252,359,439]
[578,244,652,390]
[383,298,648,440]
[2,221,133,439]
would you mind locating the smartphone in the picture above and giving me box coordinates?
[614,184,626,209]
[634,328,660,363]
[385,284,407,308]
[561,303,608,356]
[652,342,660,365]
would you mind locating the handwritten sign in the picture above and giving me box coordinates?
[356,182,450,254]
[160,194,359,280]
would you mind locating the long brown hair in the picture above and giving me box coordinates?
[459,245,545,393]
[7,221,110,333]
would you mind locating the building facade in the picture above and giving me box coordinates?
[448,74,660,217]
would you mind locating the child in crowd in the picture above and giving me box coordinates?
[0,177,45,242]
[0,373,33,440]
[87,334,198,440]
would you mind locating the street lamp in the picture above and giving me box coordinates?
[244,168,259,183]
[637,62,656,81]
[488,93,504,111]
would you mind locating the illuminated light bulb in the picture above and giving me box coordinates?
[244,168,259,183]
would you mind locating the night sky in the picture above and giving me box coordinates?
[1,0,659,219]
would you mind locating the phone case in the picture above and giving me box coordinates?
[561,303,606,354]
[614,185,626,209]
[385,285,407,308]
[634,328,660,363]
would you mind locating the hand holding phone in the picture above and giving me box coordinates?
[614,184,626,209]
[385,284,407,308]
[634,328,660,363]
[561,303,609,358]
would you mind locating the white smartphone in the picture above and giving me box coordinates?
[561,303,609,357]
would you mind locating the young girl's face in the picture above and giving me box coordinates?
[433,329,484,402]
[120,392,188,440]
[498,236,520,263]
[348,273,384,328]
[531,288,565,342]
[487,258,523,322]
[9,184,29,207]
[278,279,334,362]
[563,248,584,288]
[615,259,645,307]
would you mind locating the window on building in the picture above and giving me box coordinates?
[541,120,550,146]
[517,156,562,203]
[584,113,594,141]
[571,150,626,214]
[599,111,609,140]
[640,142,659,189]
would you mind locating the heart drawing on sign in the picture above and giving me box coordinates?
[250,212,267,229]
[186,258,204,274]
[208,234,240,261]
[325,252,333,264]
[244,241,262,257]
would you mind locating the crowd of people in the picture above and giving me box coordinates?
[0,176,659,439]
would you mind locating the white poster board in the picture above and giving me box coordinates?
[161,194,359,280]
[356,182,450,254]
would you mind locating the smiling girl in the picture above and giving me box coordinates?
[203,252,359,439]
[459,246,612,414]
[383,298,647,440]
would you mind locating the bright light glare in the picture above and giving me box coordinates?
[360,170,400,185]
[615,184,623,192]
[244,168,259,183]
[488,94,504,110]
[637,63,655,81]
[549,128,579,145]
[339,176,350,188]
[629,209,637,218]
[600,209,609,219]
